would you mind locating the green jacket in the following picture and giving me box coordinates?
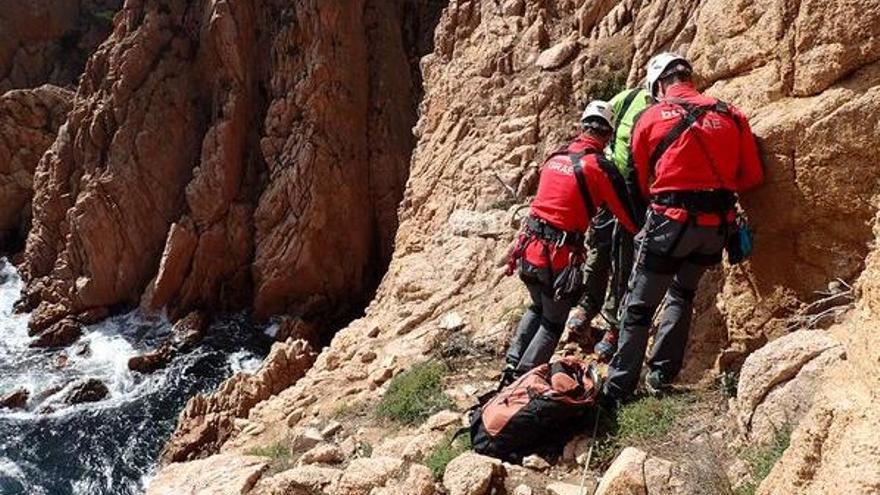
[607,88,650,177]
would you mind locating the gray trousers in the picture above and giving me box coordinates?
[581,209,635,328]
[604,211,726,400]
[506,280,574,374]
[581,208,614,322]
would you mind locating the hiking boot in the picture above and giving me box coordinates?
[498,364,517,390]
[593,329,619,363]
[645,369,670,396]
[597,390,621,412]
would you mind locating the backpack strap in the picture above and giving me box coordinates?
[570,152,596,220]
[594,154,637,228]
[647,102,716,174]
[609,89,642,156]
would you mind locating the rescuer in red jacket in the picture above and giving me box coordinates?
[502,101,638,387]
[602,53,764,403]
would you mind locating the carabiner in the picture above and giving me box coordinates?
[558,231,567,247]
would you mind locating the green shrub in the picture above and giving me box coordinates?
[246,440,292,474]
[424,432,471,479]
[718,372,739,398]
[90,9,116,24]
[736,425,792,495]
[376,360,452,425]
[587,71,629,102]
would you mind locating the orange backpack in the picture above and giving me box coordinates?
[469,357,600,462]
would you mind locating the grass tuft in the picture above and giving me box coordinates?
[735,425,792,495]
[424,431,471,480]
[246,440,292,474]
[376,360,452,426]
[595,393,696,465]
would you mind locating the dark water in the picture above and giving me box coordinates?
[0,260,271,495]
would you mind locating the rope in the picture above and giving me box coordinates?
[577,406,602,495]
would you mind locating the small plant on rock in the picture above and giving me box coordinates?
[376,360,452,425]
[736,425,792,495]
[246,439,292,474]
[424,431,471,479]
[718,371,739,398]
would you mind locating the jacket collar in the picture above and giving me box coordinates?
[662,81,700,101]
[568,134,605,154]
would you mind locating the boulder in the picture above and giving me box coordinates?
[735,330,845,442]
[400,464,437,495]
[373,464,437,495]
[522,454,550,471]
[128,348,174,374]
[513,485,534,495]
[425,410,462,431]
[595,447,647,495]
[250,465,343,495]
[547,483,583,495]
[596,447,732,495]
[298,443,342,465]
[536,40,578,70]
[333,456,404,495]
[62,379,108,405]
[30,317,82,348]
[0,388,29,410]
[145,454,268,495]
[443,453,503,495]
[129,311,208,373]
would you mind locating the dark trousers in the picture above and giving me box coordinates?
[506,279,575,374]
[604,211,726,400]
[581,209,635,328]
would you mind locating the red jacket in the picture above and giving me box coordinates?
[525,134,637,271]
[631,83,764,224]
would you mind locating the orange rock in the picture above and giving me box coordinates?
[0,85,72,248]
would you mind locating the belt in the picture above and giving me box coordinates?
[526,217,585,247]
[651,190,736,213]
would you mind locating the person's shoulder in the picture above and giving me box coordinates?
[633,103,664,126]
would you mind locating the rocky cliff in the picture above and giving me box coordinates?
[143,0,880,493]
[2,0,879,493]
[0,85,72,249]
[0,0,121,91]
[17,0,446,344]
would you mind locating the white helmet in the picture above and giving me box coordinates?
[645,52,692,98]
[580,100,615,132]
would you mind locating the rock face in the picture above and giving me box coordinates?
[0,0,121,91]
[755,209,880,495]
[161,338,315,463]
[0,85,72,248]
[18,0,442,340]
